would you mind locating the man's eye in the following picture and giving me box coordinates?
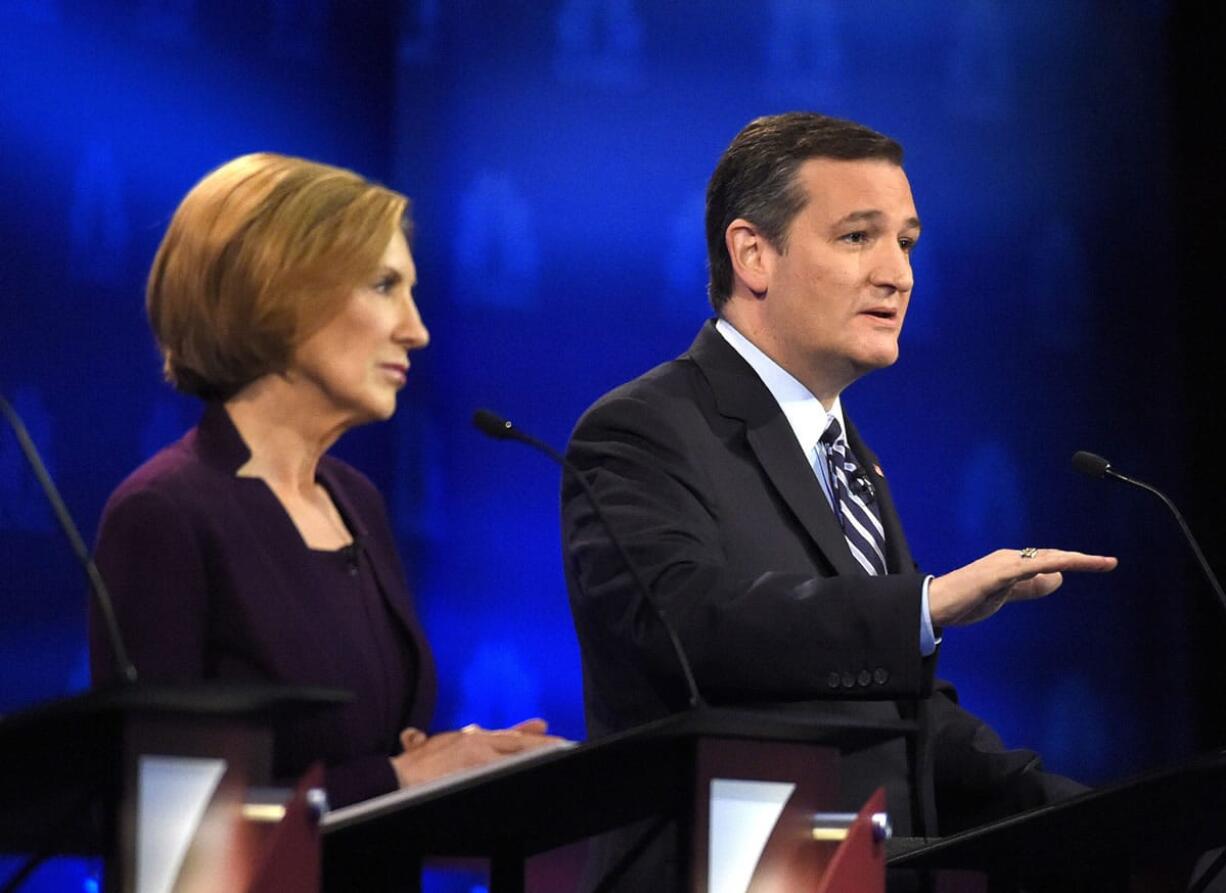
[842,231,868,244]
[373,277,396,294]
[899,237,916,253]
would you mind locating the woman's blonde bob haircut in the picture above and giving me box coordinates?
[147,152,410,399]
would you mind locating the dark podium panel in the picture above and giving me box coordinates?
[888,749,1226,891]
[0,683,347,892]
[323,707,911,892]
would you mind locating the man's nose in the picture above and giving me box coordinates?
[870,243,914,293]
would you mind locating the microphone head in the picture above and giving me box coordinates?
[1072,450,1112,479]
[473,408,515,440]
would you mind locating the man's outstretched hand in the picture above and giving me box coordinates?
[929,548,1118,627]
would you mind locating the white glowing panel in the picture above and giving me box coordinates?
[708,778,795,893]
[137,755,226,893]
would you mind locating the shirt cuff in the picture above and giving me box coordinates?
[920,574,940,656]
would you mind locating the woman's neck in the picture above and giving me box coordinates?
[224,376,348,495]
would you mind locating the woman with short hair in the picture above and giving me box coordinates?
[92,153,555,807]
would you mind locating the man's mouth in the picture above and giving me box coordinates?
[860,307,897,321]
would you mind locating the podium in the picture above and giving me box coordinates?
[0,683,347,893]
[888,749,1226,891]
[322,708,911,892]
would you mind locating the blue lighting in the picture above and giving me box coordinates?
[0,7,1189,888]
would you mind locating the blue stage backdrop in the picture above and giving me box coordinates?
[0,1,1198,889]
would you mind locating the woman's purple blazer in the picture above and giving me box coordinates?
[90,403,437,807]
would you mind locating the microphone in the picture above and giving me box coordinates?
[473,409,533,447]
[849,468,876,501]
[1071,450,1111,479]
[0,390,138,684]
[472,408,705,709]
[342,535,364,575]
[1071,450,1226,617]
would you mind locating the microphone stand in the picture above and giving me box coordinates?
[1072,450,1226,618]
[473,408,705,710]
[0,391,138,684]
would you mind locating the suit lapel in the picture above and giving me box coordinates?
[688,322,864,577]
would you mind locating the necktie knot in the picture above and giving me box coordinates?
[819,416,842,448]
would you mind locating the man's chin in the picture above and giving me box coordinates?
[854,345,901,372]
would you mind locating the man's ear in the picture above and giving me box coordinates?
[726,218,772,298]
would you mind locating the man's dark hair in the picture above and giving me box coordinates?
[705,112,904,312]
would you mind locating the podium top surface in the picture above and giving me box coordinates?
[890,749,1226,880]
[650,706,913,748]
[323,706,913,857]
[0,682,351,730]
[0,682,352,764]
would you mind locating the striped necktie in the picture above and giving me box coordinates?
[819,417,887,575]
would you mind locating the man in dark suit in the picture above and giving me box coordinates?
[561,112,1116,886]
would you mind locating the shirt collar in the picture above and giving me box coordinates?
[714,317,845,454]
[194,401,254,473]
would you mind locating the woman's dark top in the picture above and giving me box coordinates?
[90,402,436,806]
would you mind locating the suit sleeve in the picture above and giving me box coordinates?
[926,680,1087,833]
[563,390,932,709]
[91,485,209,684]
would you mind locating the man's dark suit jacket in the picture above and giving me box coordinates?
[562,321,1079,885]
[90,402,436,807]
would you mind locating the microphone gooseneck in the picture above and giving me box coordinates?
[1071,449,1226,618]
[472,408,705,710]
[0,390,138,684]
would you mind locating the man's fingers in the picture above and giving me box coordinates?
[1015,549,1117,573]
[1009,572,1065,601]
[1075,554,1117,571]
[1003,550,1116,589]
[932,547,1116,628]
